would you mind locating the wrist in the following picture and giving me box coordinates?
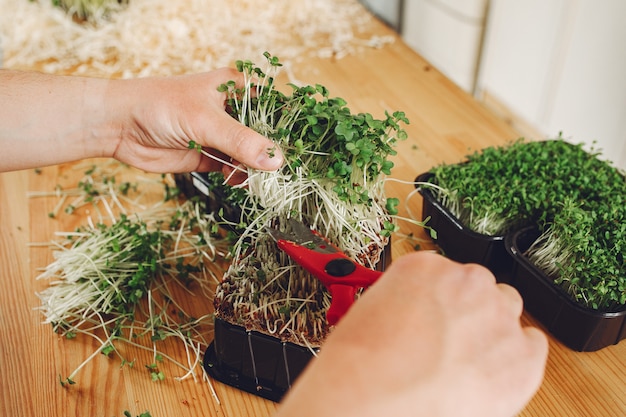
[82,76,127,161]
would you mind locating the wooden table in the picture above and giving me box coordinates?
[2,16,625,417]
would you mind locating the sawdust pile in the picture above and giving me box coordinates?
[0,0,393,78]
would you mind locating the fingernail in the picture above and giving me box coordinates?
[256,150,284,171]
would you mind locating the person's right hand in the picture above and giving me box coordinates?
[107,68,284,174]
[274,251,548,417]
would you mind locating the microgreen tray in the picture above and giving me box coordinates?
[415,172,513,278]
[506,227,626,352]
[205,242,391,401]
[416,170,626,351]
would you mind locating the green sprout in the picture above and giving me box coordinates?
[210,53,413,345]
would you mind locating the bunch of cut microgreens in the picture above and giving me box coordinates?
[35,167,229,391]
[195,52,409,346]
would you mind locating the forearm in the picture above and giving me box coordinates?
[0,70,121,172]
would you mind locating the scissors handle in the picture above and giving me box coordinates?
[326,285,359,326]
[276,239,382,325]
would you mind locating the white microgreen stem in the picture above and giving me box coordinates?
[198,148,246,173]
[526,226,571,278]
[202,367,222,405]
[65,329,118,384]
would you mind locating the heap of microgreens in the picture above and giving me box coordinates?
[194,52,409,346]
[34,164,228,393]
[425,137,626,311]
[427,138,622,235]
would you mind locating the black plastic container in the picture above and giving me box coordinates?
[174,172,242,224]
[415,172,626,350]
[205,242,392,401]
[415,172,513,279]
[506,227,626,352]
[204,318,318,402]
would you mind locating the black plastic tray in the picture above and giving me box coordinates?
[174,172,242,224]
[415,172,626,350]
[204,317,317,402]
[415,172,513,278]
[205,241,391,401]
[506,227,626,352]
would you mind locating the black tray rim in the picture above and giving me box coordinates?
[506,226,626,317]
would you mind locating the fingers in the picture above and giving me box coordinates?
[509,326,549,413]
[189,69,284,172]
[524,327,549,371]
[221,160,249,185]
[450,262,525,319]
[212,114,284,171]
[524,326,549,355]
[194,149,231,172]
[208,68,283,171]
[497,282,525,317]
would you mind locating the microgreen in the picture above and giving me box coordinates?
[59,375,76,387]
[187,140,246,173]
[188,140,202,152]
[527,197,626,310]
[123,411,152,417]
[146,362,165,382]
[101,344,116,357]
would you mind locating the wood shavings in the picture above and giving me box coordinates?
[0,0,394,78]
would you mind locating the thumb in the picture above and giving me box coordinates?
[208,112,284,171]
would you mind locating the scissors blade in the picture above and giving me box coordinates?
[266,218,338,254]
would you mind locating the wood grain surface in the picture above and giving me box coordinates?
[1,15,625,417]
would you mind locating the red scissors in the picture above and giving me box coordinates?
[267,219,382,326]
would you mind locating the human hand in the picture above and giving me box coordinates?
[107,68,283,174]
[274,252,548,417]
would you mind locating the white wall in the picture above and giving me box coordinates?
[401,0,488,92]
[401,0,626,169]
[476,0,626,169]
